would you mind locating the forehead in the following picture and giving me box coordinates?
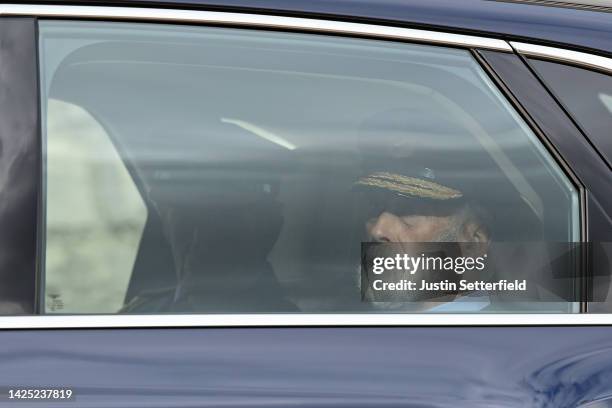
[367,192,462,217]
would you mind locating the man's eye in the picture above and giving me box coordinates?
[399,216,416,228]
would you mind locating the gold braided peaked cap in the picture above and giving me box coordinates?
[355,171,463,200]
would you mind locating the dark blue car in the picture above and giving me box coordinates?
[1,0,612,406]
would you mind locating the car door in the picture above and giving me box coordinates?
[1,4,612,407]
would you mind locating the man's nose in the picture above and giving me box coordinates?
[367,212,402,242]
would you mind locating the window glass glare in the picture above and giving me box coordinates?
[40,21,579,314]
[44,99,147,313]
[598,93,612,115]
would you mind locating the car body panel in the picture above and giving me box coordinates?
[1,327,612,407]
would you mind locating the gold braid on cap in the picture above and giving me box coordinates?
[356,171,463,200]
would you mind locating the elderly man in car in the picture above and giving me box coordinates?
[355,160,493,312]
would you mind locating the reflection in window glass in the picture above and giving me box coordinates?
[44,100,147,313]
[529,58,612,169]
[599,93,612,115]
[40,21,579,314]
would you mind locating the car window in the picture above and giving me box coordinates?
[39,21,580,314]
[527,59,612,169]
[44,99,147,313]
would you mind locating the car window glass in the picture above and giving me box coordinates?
[528,58,612,170]
[39,21,580,314]
[598,93,612,114]
[44,99,147,313]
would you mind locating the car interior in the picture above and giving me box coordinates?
[42,21,582,313]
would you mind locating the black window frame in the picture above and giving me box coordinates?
[477,50,612,312]
[0,17,40,315]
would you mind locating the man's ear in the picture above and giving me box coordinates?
[458,222,490,257]
[461,221,489,243]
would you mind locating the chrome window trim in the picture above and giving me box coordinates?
[0,314,612,329]
[511,42,612,74]
[0,4,513,50]
[2,6,610,72]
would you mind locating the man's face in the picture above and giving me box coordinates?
[364,196,490,244]
[366,212,457,243]
[362,206,489,308]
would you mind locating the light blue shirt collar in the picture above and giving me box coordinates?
[427,292,489,312]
